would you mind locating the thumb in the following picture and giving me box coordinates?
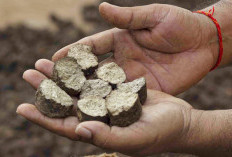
[75,121,146,153]
[99,2,170,29]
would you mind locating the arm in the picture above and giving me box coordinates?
[173,2,232,156]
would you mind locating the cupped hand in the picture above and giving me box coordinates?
[52,2,218,95]
[17,69,194,156]
[17,2,218,156]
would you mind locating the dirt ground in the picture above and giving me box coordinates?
[0,0,99,32]
[1,0,231,157]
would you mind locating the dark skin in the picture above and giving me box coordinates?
[17,90,193,156]
[17,1,232,157]
[51,3,219,95]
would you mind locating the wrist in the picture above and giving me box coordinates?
[176,109,232,156]
[201,1,232,67]
[166,109,205,155]
[194,13,219,69]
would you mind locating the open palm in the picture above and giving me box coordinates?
[18,3,218,156]
[17,90,193,156]
[51,3,218,95]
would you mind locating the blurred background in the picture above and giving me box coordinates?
[0,0,231,157]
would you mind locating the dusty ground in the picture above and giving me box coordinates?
[0,0,99,32]
[1,0,231,157]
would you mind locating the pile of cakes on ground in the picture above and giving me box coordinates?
[35,44,147,127]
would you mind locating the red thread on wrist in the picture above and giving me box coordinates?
[194,7,223,71]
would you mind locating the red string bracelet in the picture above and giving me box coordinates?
[194,7,223,71]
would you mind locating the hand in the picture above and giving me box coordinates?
[17,87,194,156]
[51,2,218,95]
[17,2,232,157]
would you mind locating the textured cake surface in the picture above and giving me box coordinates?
[117,77,145,93]
[54,57,86,92]
[78,96,107,117]
[106,90,138,116]
[96,62,126,84]
[40,79,73,106]
[80,79,112,98]
[68,43,98,70]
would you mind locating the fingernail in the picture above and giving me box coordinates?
[102,2,110,5]
[75,125,92,139]
[16,108,19,114]
[101,2,114,7]
[16,104,23,114]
